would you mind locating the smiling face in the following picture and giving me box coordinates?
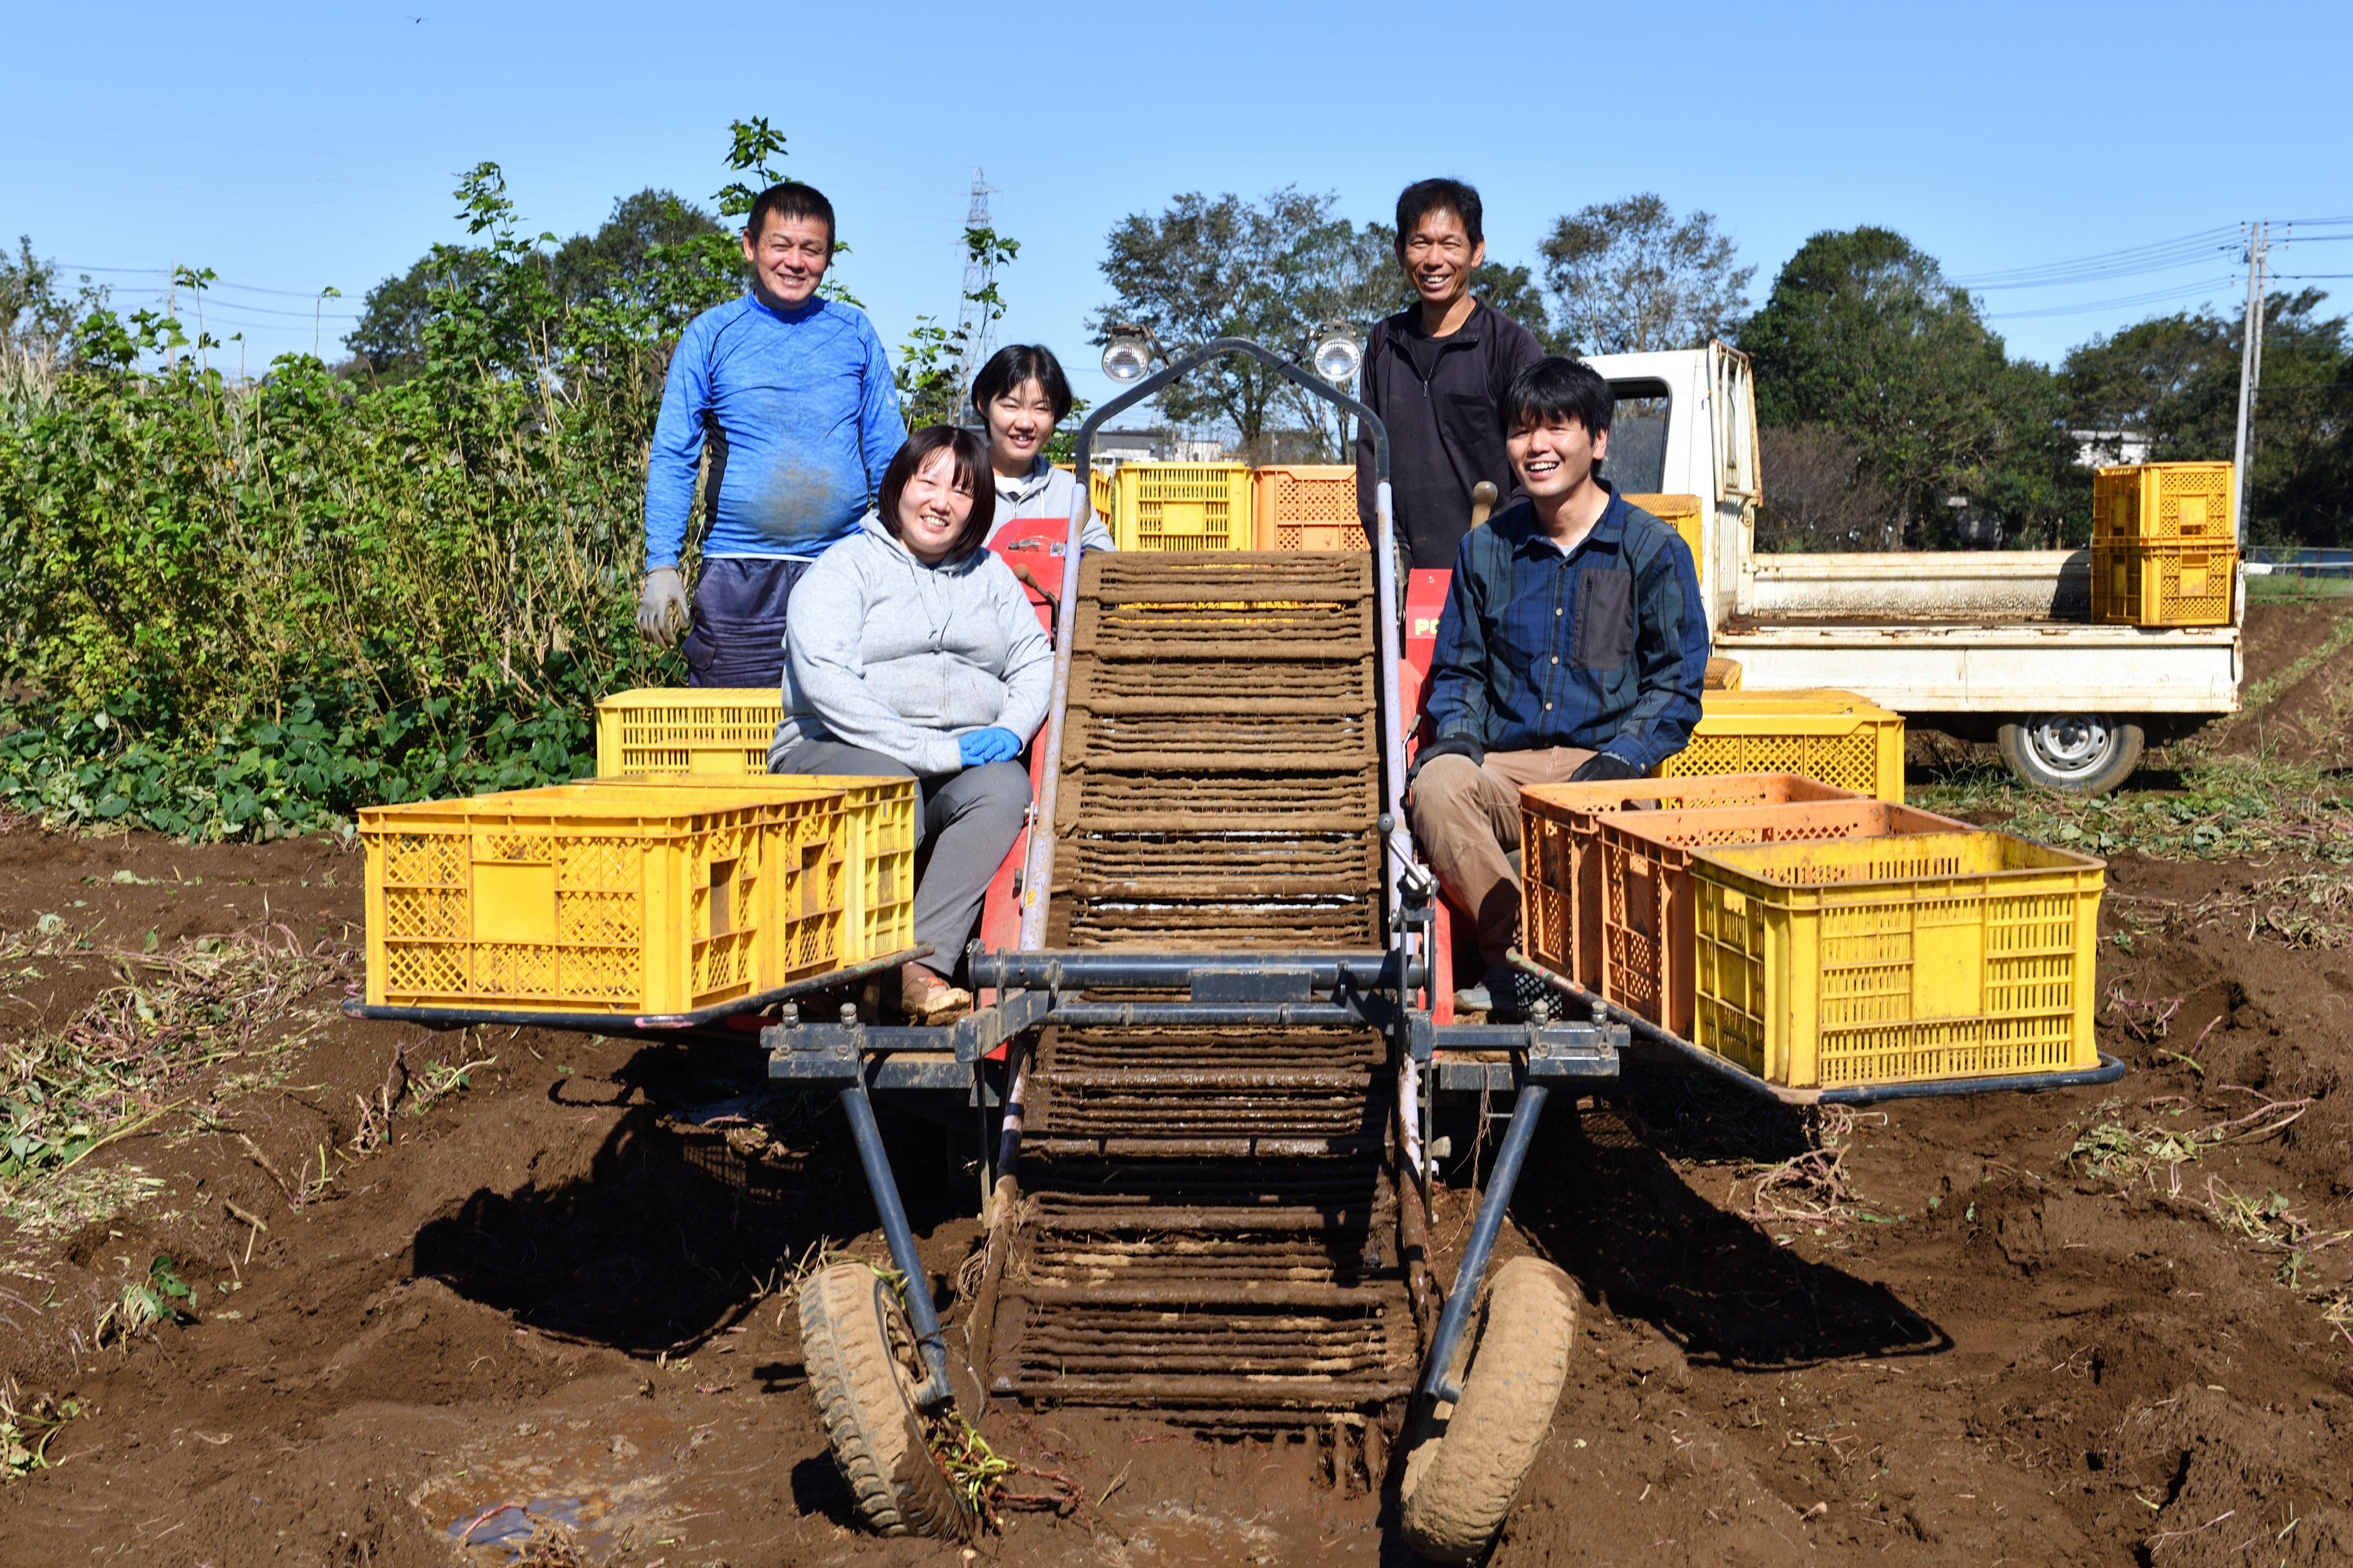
[983,378,1057,478]
[1398,205,1486,320]
[740,212,832,311]
[895,448,976,564]
[1508,412,1609,502]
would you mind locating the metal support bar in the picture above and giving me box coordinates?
[1428,1019,1625,1078]
[342,948,928,1040]
[1040,1000,1374,1029]
[1509,954,2122,1104]
[970,949,1416,993]
[1417,1072,1552,1408]
[835,1072,956,1411]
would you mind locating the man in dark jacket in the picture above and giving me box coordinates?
[1355,179,1547,569]
[1409,357,1708,1014]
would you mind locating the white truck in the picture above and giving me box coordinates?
[1589,343,2240,793]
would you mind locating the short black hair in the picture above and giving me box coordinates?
[971,344,1073,424]
[746,182,835,248]
[1501,356,1615,439]
[877,425,996,559]
[1396,178,1484,247]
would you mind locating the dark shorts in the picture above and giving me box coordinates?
[684,558,811,689]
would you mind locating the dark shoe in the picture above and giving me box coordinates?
[1480,965,1557,1021]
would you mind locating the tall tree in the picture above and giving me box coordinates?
[1539,194,1751,355]
[348,188,734,384]
[1743,226,2066,546]
[1,237,110,361]
[2067,291,2353,546]
[1097,188,1373,452]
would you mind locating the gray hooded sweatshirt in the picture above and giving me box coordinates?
[773,511,1054,776]
[984,456,1116,554]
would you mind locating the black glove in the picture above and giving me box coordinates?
[1568,750,1645,783]
[1407,734,1485,787]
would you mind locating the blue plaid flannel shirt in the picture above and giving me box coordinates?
[1423,485,1708,772]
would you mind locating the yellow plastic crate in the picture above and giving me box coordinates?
[578,766,917,963]
[1659,690,1906,804]
[1689,830,2104,1090]
[2093,462,2234,543]
[2090,540,2236,628]
[362,783,848,1015]
[597,688,781,777]
[1110,463,1254,551]
[1255,465,1367,551]
[1627,492,1704,588]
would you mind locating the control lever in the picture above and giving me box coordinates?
[1470,480,1499,529]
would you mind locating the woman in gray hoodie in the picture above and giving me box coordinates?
[770,426,1053,1022]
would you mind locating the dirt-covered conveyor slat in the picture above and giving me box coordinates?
[990,551,1411,1414]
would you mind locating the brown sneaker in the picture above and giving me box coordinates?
[901,965,973,1024]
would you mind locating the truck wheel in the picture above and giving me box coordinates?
[1998,714,2143,796]
[1397,1256,1578,1564]
[798,1262,971,1540]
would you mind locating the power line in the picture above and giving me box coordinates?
[1948,226,2241,291]
[100,288,360,321]
[1983,277,2239,320]
[59,265,349,301]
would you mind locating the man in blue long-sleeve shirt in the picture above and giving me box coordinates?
[639,182,907,687]
[1409,356,1708,1014]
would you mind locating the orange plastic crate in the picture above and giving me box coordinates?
[1255,465,1367,551]
[1593,800,1970,1039]
[1517,772,1867,989]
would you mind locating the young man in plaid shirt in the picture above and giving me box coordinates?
[1408,356,1709,1015]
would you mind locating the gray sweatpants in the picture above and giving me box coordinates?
[773,739,1031,982]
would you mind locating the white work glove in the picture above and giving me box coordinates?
[637,567,690,648]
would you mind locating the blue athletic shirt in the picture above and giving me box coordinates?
[644,293,907,569]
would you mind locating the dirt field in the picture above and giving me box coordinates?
[3,601,2350,1566]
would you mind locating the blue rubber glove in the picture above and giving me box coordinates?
[957,727,1023,766]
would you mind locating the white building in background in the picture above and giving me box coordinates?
[1088,428,1230,466]
[2071,428,2152,467]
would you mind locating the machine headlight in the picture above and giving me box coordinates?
[1101,327,1153,384]
[1310,323,1362,385]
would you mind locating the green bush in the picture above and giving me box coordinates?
[0,164,732,839]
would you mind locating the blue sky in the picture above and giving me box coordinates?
[8,0,2347,413]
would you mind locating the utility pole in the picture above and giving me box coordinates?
[952,167,999,424]
[2230,221,2269,544]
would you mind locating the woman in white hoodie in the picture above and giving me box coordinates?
[973,345,1116,554]
[771,426,1053,1022]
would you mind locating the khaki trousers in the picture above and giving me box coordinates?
[1407,747,1596,969]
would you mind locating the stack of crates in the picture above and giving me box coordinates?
[1517,774,2104,1090]
[592,690,917,963]
[1105,464,1255,551]
[1255,465,1367,551]
[1659,690,1907,803]
[2090,462,2236,626]
[360,782,852,1015]
[1520,773,1865,992]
